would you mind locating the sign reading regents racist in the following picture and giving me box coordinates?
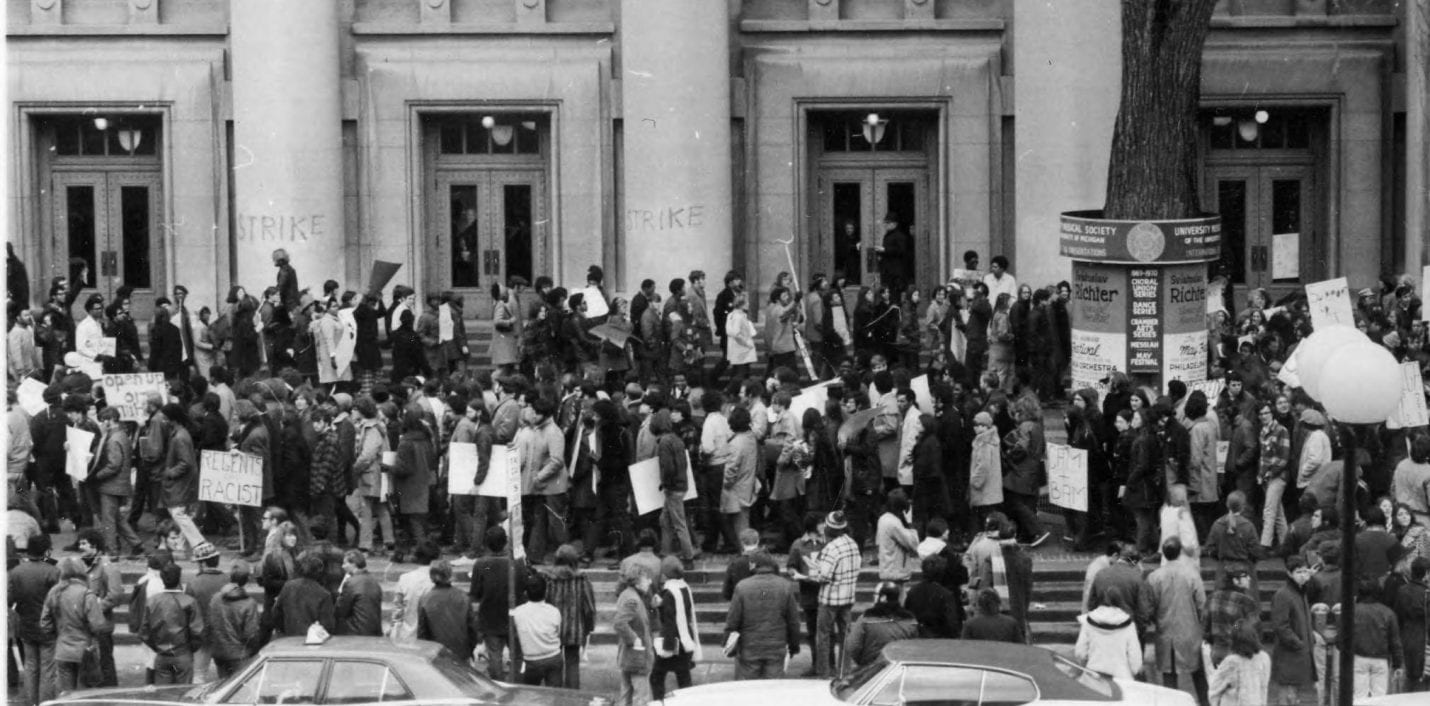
[198,450,264,507]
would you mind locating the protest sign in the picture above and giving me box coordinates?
[198,450,264,506]
[477,444,519,498]
[335,308,358,371]
[65,426,94,483]
[17,377,48,416]
[1046,442,1087,512]
[98,338,117,357]
[1216,441,1230,472]
[789,380,835,423]
[1387,362,1429,430]
[1305,277,1354,329]
[1424,266,1430,322]
[910,375,934,415]
[581,286,609,318]
[1185,379,1225,402]
[101,373,167,421]
[629,458,664,515]
[447,442,480,495]
[682,451,698,501]
[366,260,402,296]
[502,444,524,560]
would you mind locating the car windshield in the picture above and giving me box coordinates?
[832,658,890,701]
[194,656,257,703]
[1052,653,1117,698]
[430,652,504,701]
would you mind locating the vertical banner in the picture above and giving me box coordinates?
[1305,277,1355,329]
[1070,263,1129,391]
[1127,267,1161,374]
[1046,442,1088,512]
[1161,265,1208,384]
[1388,363,1430,430]
[501,445,524,560]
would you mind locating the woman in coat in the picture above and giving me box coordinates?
[225,287,262,378]
[41,557,113,691]
[489,283,521,375]
[1074,585,1143,680]
[720,406,759,553]
[613,562,655,706]
[352,293,386,388]
[353,399,394,555]
[1208,621,1271,706]
[392,409,435,553]
[313,302,352,388]
[1001,396,1046,545]
[651,556,700,701]
[192,307,218,379]
[724,292,757,379]
[969,411,1004,530]
[1122,409,1163,559]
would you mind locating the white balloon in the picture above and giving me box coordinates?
[1293,325,1366,400]
[1316,341,1402,424]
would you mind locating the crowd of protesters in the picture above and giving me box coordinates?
[6,242,1430,706]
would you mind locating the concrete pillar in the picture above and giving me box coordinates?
[620,0,732,291]
[1407,0,1428,270]
[230,0,344,296]
[1013,1,1121,288]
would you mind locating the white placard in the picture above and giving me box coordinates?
[1276,353,1301,388]
[335,308,358,372]
[1216,440,1230,472]
[447,442,480,495]
[477,444,519,498]
[1162,330,1207,386]
[504,443,524,561]
[682,451,698,501]
[1423,266,1430,323]
[65,426,94,483]
[198,450,265,506]
[17,378,48,416]
[101,373,168,421]
[1185,379,1225,402]
[438,303,455,341]
[910,374,935,415]
[1388,363,1429,430]
[1046,442,1087,512]
[1272,233,1300,280]
[97,338,117,357]
[581,286,609,318]
[629,457,664,515]
[78,361,103,380]
[1305,277,1355,329]
[1070,330,1127,394]
[789,380,834,423]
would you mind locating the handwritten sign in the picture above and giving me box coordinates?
[65,426,94,483]
[1305,277,1355,329]
[503,444,524,560]
[1387,363,1429,430]
[198,450,264,506]
[627,455,698,515]
[17,377,48,416]
[101,373,167,421]
[1046,443,1088,512]
[1185,379,1225,402]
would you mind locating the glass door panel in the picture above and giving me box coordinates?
[429,171,545,317]
[873,170,929,295]
[1260,167,1312,296]
[107,172,162,304]
[52,174,106,307]
[818,169,873,290]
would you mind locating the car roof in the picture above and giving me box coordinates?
[259,636,447,664]
[882,640,1114,702]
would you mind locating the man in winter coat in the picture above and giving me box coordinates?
[517,396,567,561]
[653,409,695,566]
[1183,393,1222,539]
[43,557,113,692]
[844,581,918,674]
[184,546,227,680]
[335,550,382,636]
[469,527,528,681]
[1269,556,1318,705]
[1141,537,1207,703]
[76,529,124,686]
[140,563,205,684]
[1088,544,1151,639]
[903,554,962,639]
[417,560,479,663]
[269,553,336,638]
[1205,492,1265,599]
[87,408,140,558]
[724,552,801,679]
[10,534,60,705]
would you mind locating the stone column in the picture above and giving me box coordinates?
[1013,0,1121,288]
[620,0,732,290]
[230,0,344,296]
[1407,0,1428,270]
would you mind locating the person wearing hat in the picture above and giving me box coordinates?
[874,211,915,303]
[806,509,861,677]
[184,542,227,680]
[1204,566,1261,669]
[842,580,918,674]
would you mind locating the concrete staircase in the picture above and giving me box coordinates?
[103,556,1288,648]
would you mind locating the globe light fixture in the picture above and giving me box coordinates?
[93,117,109,131]
[1292,325,1364,400]
[1254,109,1270,124]
[480,115,495,129]
[1314,340,1401,423]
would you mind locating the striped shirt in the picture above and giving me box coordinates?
[1258,421,1290,483]
[811,534,861,607]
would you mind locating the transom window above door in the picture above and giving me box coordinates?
[1202,108,1315,151]
[820,111,926,153]
[47,115,161,157]
[435,114,545,156]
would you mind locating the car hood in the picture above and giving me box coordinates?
[1112,677,1199,706]
[497,683,617,706]
[667,679,833,704]
[43,684,197,704]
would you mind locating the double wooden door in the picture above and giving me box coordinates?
[50,170,163,318]
[426,169,545,316]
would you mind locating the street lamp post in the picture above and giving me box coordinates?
[1295,331,1402,706]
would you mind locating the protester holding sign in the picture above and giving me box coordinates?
[88,407,141,558]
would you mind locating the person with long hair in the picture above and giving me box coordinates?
[42,556,113,691]
[1001,395,1047,546]
[724,292,757,383]
[392,408,435,557]
[720,407,759,553]
[613,563,655,705]
[1208,621,1271,706]
[987,292,1015,391]
[1075,585,1143,680]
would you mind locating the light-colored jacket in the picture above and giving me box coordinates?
[613,586,653,674]
[354,418,387,498]
[1296,429,1331,489]
[517,417,566,496]
[970,427,1004,506]
[720,432,758,513]
[725,308,757,365]
[314,313,352,384]
[1187,415,1220,504]
[1208,651,1270,706]
[8,324,40,381]
[876,512,920,581]
[896,408,922,486]
[1074,606,1143,680]
[1141,561,1206,673]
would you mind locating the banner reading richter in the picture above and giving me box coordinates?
[1070,263,1128,391]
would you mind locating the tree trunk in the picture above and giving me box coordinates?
[1103,0,1220,220]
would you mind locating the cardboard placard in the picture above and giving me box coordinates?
[627,454,699,515]
[1185,379,1225,402]
[910,374,935,415]
[1388,362,1429,430]
[97,338,117,357]
[447,442,481,496]
[198,450,265,506]
[503,444,524,560]
[1046,442,1088,512]
[1216,441,1230,472]
[334,308,358,372]
[65,426,94,483]
[17,377,48,416]
[1305,277,1355,329]
[101,373,168,421]
[1272,233,1300,280]
[788,380,835,424]
[581,287,609,319]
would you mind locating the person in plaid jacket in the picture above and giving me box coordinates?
[307,408,347,537]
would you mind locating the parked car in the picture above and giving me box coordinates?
[41,636,611,706]
[665,639,1195,706]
